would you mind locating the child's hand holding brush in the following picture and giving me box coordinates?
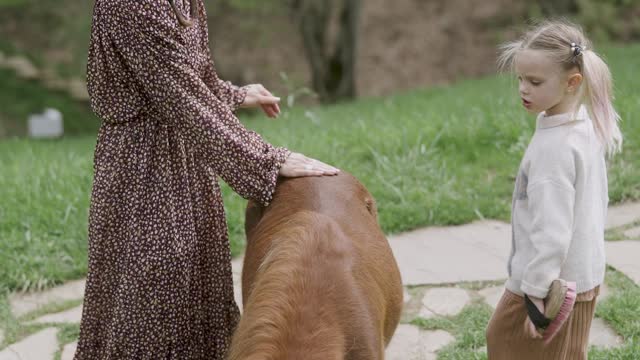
[524,295,545,340]
[524,279,577,344]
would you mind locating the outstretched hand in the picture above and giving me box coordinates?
[279,152,340,178]
[240,84,281,118]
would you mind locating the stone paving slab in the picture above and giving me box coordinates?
[0,328,58,360]
[29,305,83,325]
[388,202,640,286]
[231,257,243,310]
[9,279,85,318]
[605,241,640,286]
[479,285,505,310]
[606,202,640,229]
[388,220,511,285]
[624,226,640,239]
[420,288,470,318]
[61,341,78,360]
[385,324,454,360]
[589,318,624,348]
[403,289,412,304]
[418,307,437,319]
[597,283,611,304]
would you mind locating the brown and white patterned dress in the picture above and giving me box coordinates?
[75,0,289,358]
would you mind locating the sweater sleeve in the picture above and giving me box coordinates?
[103,1,289,206]
[521,148,577,298]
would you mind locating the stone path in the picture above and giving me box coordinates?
[386,325,455,360]
[389,201,640,286]
[605,202,640,229]
[624,226,640,239]
[8,280,85,318]
[0,328,58,360]
[1,202,638,359]
[605,241,640,285]
[389,220,511,285]
[28,305,83,326]
[232,257,244,310]
[418,288,470,318]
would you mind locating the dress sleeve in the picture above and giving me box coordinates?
[103,0,289,206]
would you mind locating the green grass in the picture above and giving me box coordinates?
[606,220,640,241]
[0,294,14,348]
[589,344,640,360]
[591,269,640,359]
[54,323,80,360]
[582,268,640,358]
[1,44,639,294]
[0,292,81,351]
[0,138,93,292]
[412,301,493,359]
[0,0,26,6]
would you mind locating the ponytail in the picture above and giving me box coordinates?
[581,50,623,155]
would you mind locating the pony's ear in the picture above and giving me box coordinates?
[365,197,378,220]
[245,201,264,238]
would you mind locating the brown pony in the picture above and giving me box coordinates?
[228,172,403,360]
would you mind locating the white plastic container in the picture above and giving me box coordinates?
[28,108,64,138]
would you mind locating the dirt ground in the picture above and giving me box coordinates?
[207,0,526,98]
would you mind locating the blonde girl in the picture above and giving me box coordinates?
[486,20,623,360]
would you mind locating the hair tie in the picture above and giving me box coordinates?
[570,42,586,57]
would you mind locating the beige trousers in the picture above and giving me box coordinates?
[486,286,599,360]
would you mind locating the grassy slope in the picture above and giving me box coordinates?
[0,44,638,293]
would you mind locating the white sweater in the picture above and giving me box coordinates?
[506,106,608,298]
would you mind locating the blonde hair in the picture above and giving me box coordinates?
[498,20,623,155]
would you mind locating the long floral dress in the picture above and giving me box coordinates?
[74,0,289,358]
